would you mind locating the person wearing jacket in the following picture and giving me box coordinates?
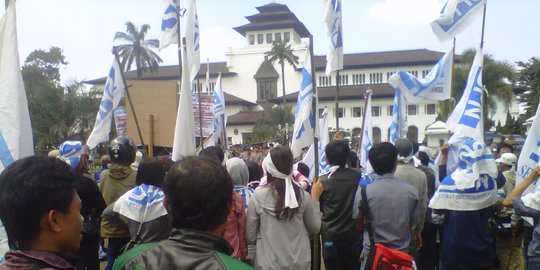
[99,136,137,270]
[114,156,253,270]
[246,147,321,270]
[225,157,249,260]
[102,157,172,248]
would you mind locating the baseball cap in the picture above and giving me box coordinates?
[495,153,517,166]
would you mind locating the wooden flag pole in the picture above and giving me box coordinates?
[197,75,204,148]
[335,70,340,134]
[175,1,185,108]
[357,89,372,164]
[480,2,487,49]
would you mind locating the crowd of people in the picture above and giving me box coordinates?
[0,134,539,270]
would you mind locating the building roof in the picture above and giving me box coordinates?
[84,62,236,85]
[254,59,279,79]
[234,3,311,38]
[224,92,257,106]
[313,49,457,71]
[268,83,397,104]
[227,110,267,126]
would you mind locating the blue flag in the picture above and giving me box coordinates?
[431,0,487,42]
[291,50,315,159]
[324,0,343,75]
[389,88,407,144]
[159,0,178,50]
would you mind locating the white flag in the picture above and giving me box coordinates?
[389,88,407,144]
[185,0,200,83]
[431,0,487,43]
[291,50,315,159]
[212,74,226,146]
[389,47,453,103]
[359,90,373,175]
[87,58,125,149]
[302,109,330,179]
[159,0,178,51]
[324,0,343,75]
[0,1,34,172]
[172,48,197,161]
[516,102,540,193]
[446,48,484,142]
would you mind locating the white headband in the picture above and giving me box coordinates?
[262,154,299,209]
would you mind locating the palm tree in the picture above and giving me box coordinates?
[266,39,299,106]
[114,22,163,79]
[252,104,294,145]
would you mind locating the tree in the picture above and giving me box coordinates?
[265,39,299,106]
[114,22,162,79]
[438,49,516,129]
[516,57,540,119]
[252,104,294,144]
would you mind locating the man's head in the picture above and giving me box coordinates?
[417,151,430,167]
[496,153,517,172]
[369,142,398,175]
[347,151,359,168]
[108,136,136,166]
[136,158,168,186]
[0,156,82,252]
[395,138,414,164]
[162,157,233,234]
[325,141,350,167]
[499,143,514,155]
[199,146,225,164]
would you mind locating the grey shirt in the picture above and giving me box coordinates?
[395,163,428,231]
[358,173,421,252]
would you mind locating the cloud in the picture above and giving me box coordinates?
[199,26,245,62]
[369,0,445,24]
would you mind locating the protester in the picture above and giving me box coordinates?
[200,146,227,166]
[99,136,137,270]
[246,160,263,190]
[356,142,422,268]
[503,166,540,270]
[499,143,515,155]
[293,162,311,191]
[494,153,524,270]
[58,141,106,270]
[247,147,321,270]
[225,157,249,260]
[312,141,361,270]
[0,156,83,270]
[94,155,111,183]
[101,158,171,249]
[114,157,253,269]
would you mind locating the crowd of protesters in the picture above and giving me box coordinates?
[0,134,539,270]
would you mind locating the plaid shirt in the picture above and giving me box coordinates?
[0,250,76,269]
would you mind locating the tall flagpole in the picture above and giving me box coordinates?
[357,89,371,162]
[480,2,487,49]
[113,47,145,147]
[309,35,321,270]
[176,0,183,107]
[197,74,204,148]
[335,71,340,133]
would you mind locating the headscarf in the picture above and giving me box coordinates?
[226,158,249,186]
[262,154,298,209]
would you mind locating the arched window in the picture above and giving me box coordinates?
[373,127,382,144]
[407,126,419,144]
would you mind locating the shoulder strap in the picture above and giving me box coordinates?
[113,242,157,270]
[215,251,254,270]
[361,186,375,244]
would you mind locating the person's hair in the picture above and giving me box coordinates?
[0,156,76,250]
[136,158,167,186]
[296,162,310,179]
[418,151,430,167]
[499,143,514,153]
[162,157,232,231]
[198,146,225,163]
[266,147,301,220]
[325,141,350,167]
[368,142,398,175]
[246,161,263,182]
[347,151,359,168]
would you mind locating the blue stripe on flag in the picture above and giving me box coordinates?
[0,131,14,168]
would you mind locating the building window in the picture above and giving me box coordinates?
[335,108,344,118]
[422,70,429,78]
[372,106,381,117]
[387,105,393,116]
[284,32,290,42]
[266,33,273,44]
[275,33,282,42]
[373,127,382,144]
[352,107,363,118]
[370,72,383,84]
[257,34,263,44]
[407,126,419,143]
[407,104,417,115]
[387,71,395,81]
[249,35,255,45]
[257,79,277,100]
[338,74,348,85]
[409,70,418,77]
[426,104,437,115]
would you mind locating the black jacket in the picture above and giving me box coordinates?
[118,228,253,270]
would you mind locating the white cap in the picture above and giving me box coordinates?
[495,153,517,165]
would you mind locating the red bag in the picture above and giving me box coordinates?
[361,186,414,270]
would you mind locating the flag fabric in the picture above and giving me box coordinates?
[431,0,487,43]
[0,1,34,173]
[291,50,315,159]
[302,109,330,179]
[388,47,453,103]
[359,90,373,175]
[113,184,168,223]
[159,0,178,50]
[324,0,343,75]
[446,48,484,142]
[205,59,210,92]
[86,58,125,149]
[185,0,200,83]
[172,48,196,161]
[429,138,499,211]
[212,74,227,146]
[389,88,407,144]
[516,101,540,198]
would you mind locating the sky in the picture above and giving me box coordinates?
[6,0,540,84]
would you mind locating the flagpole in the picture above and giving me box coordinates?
[309,35,321,270]
[448,37,456,115]
[335,70,340,134]
[197,74,204,148]
[358,89,371,162]
[480,2,487,49]
[113,47,145,148]
[218,74,228,149]
[176,0,183,108]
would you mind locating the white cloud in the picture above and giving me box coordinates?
[369,0,445,24]
[199,26,245,62]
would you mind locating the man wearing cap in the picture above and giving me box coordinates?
[495,153,524,270]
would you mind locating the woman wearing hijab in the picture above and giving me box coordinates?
[246,147,321,270]
[224,157,250,260]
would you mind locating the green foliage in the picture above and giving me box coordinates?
[516,57,540,119]
[497,112,526,135]
[252,104,294,144]
[114,22,162,79]
[265,39,299,105]
[24,46,67,84]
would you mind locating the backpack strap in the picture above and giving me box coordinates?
[361,186,375,244]
[112,242,157,270]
